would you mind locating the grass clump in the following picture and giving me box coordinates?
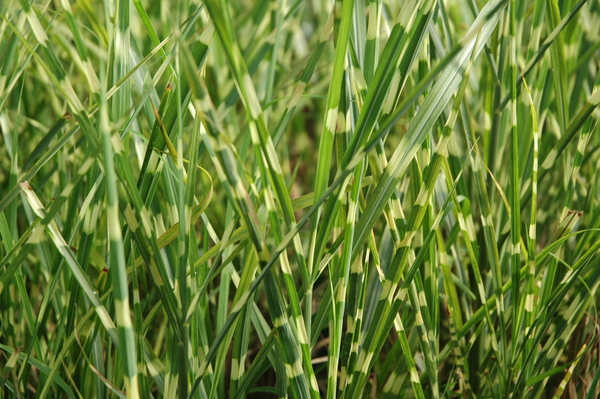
[1,0,600,398]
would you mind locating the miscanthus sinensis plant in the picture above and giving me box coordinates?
[1,0,600,398]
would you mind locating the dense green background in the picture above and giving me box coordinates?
[1,0,600,398]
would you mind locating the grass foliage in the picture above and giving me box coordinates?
[1,0,600,398]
